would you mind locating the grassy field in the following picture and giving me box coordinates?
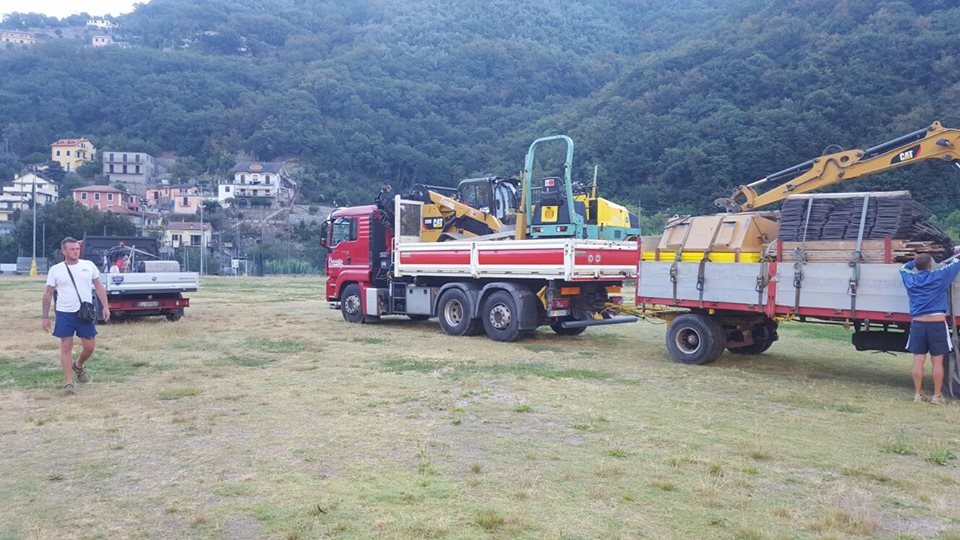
[1,276,959,539]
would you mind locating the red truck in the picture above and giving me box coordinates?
[321,197,637,341]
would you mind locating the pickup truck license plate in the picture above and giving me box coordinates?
[137,301,160,308]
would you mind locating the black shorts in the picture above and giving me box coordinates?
[906,320,952,356]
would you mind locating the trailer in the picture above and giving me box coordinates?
[322,197,637,341]
[636,235,960,398]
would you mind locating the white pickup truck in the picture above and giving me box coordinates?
[81,236,199,321]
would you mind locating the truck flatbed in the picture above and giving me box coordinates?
[394,237,637,282]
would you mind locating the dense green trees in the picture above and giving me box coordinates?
[9,199,136,262]
[0,0,958,217]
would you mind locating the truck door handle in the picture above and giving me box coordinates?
[346,257,352,264]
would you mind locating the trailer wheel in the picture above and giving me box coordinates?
[945,353,960,399]
[340,284,364,323]
[728,321,778,355]
[482,290,522,342]
[438,289,482,336]
[665,314,725,365]
[551,323,586,336]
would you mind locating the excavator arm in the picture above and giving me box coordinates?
[715,121,960,213]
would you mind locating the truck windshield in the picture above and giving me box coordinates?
[330,217,356,246]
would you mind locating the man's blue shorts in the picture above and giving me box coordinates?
[906,320,952,356]
[53,310,97,339]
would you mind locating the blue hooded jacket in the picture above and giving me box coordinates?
[899,258,960,317]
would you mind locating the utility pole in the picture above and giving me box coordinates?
[29,176,37,277]
[199,200,204,276]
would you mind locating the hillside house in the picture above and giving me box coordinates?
[218,162,296,208]
[0,173,58,223]
[91,35,114,47]
[146,185,206,214]
[103,151,154,194]
[164,222,212,248]
[87,19,117,30]
[0,31,35,46]
[51,138,97,172]
[72,185,141,212]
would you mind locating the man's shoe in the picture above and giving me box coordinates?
[914,393,926,403]
[63,383,75,395]
[72,363,89,383]
[930,394,946,405]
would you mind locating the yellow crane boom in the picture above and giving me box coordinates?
[715,121,960,213]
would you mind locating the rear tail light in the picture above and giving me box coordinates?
[533,226,542,233]
[560,287,580,296]
[609,296,624,305]
[558,226,568,232]
[550,298,570,309]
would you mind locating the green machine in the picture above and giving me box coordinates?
[521,135,640,241]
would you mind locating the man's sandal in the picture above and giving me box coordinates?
[63,383,75,395]
[72,363,89,384]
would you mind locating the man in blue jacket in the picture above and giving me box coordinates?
[900,252,960,404]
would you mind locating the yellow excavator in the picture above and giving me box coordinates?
[715,121,960,213]
[375,176,520,242]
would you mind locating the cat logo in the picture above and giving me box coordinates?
[890,144,921,164]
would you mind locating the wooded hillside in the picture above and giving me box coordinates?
[2,0,959,215]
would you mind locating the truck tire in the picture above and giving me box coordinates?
[340,284,365,323]
[551,323,586,336]
[165,293,185,321]
[438,289,482,336]
[728,320,778,355]
[945,353,960,399]
[482,290,522,342]
[665,313,725,365]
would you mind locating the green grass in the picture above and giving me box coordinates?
[0,355,142,389]
[243,338,307,353]
[928,447,957,466]
[158,387,203,400]
[221,354,276,367]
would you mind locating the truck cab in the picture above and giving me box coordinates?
[321,205,392,311]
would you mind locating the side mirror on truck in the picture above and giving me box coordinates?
[319,220,330,248]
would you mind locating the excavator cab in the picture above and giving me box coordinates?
[456,176,519,224]
[522,135,639,241]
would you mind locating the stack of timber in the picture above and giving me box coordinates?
[777,191,953,262]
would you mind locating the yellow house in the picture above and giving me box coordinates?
[50,138,97,172]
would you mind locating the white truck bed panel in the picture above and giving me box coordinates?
[395,238,636,281]
[102,272,200,294]
[640,259,960,318]
[639,262,764,305]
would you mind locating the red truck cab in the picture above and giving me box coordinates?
[322,205,392,309]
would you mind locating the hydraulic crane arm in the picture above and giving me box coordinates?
[715,121,960,213]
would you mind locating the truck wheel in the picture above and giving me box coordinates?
[340,284,364,323]
[438,289,482,336]
[165,312,183,322]
[551,323,586,336]
[944,353,960,399]
[728,320,778,355]
[482,290,522,342]
[665,313,725,365]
